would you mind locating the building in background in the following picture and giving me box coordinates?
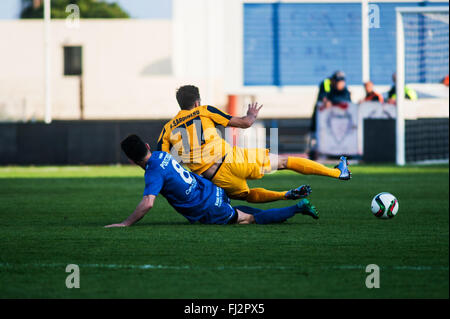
[0,0,448,122]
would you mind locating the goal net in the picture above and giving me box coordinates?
[396,7,449,165]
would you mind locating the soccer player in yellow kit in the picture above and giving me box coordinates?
[156,85,351,203]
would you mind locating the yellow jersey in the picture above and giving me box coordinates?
[156,105,233,174]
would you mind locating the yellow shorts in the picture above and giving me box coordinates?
[211,146,271,198]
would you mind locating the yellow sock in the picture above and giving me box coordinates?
[287,157,340,178]
[246,188,287,203]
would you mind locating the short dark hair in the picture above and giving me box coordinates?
[121,134,148,163]
[176,85,200,110]
[331,70,346,82]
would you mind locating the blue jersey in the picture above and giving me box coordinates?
[143,151,234,224]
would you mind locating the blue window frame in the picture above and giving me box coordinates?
[244,2,447,86]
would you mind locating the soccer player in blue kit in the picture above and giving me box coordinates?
[105,135,319,227]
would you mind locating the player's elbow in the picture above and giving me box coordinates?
[230,117,252,129]
[142,196,154,211]
[242,119,253,128]
[145,203,153,211]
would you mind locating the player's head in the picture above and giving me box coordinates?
[176,85,201,110]
[331,71,346,90]
[121,134,150,165]
[364,81,374,93]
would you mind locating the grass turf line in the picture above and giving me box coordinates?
[0,165,448,298]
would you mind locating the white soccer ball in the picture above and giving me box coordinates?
[371,192,399,219]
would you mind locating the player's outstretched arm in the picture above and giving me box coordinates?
[228,102,263,129]
[105,195,155,228]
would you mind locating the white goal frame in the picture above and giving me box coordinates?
[395,6,449,166]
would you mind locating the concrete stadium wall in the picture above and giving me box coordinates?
[0,6,378,123]
[0,19,185,121]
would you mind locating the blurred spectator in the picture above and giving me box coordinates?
[308,70,351,160]
[387,73,417,104]
[442,75,449,86]
[360,81,384,103]
[311,71,351,131]
[322,71,352,108]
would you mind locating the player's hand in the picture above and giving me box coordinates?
[246,102,263,118]
[104,223,128,228]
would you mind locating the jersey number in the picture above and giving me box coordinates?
[171,159,193,184]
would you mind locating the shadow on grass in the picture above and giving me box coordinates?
[54,220,314,228]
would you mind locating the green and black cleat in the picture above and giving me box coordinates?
[296,199,319,220]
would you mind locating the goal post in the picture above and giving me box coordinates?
[395,6,449,166]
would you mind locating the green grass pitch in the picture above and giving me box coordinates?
[0,164,448,298]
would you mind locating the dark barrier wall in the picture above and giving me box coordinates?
[405,118,449,162]
[0,120,166,165]
[3,118,444,165]
[0,119,312,165]
[363,119,397,163]
[363,118,449,163]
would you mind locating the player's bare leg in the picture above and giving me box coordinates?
[235,209,255,224]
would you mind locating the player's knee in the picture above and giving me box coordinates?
[270,154,288,170]
[277,156,288,169]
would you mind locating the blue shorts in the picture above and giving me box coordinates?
[196,187,238,225]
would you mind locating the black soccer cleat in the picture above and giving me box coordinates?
[285,185,312,200]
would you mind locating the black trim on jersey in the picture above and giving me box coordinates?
[193,117,205,145]
[206,155,227,181]
[207,105,232,120]
[156,128,166,151]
